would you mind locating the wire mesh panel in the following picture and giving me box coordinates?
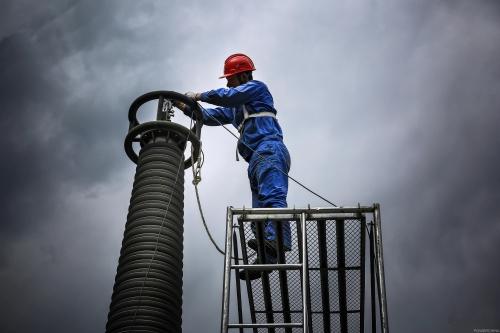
[236,215,366,333]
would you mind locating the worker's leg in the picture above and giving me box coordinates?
[240,141,290,279]
[248,140,291,249]
[249,180,258,236]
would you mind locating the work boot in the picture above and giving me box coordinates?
[238,256,277,281]
[247,239,291,258]
[238,239,290,281]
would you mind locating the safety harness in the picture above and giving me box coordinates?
[236,104,276,161]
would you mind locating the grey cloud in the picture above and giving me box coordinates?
[1,0,499,332]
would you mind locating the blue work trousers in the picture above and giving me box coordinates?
[248,140,292,249]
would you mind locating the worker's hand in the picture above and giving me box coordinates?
[185,91,201,101]
[173,100,194,118]
[173,100,187,111]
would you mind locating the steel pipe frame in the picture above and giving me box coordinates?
[222,204,389,333]
[237,213,362,222]
[230,206,376,215]
[369,223,376,333]
[373,204,389,333]
[300,212,311,333]
[296,219,312,332]
[221,207,234,333]
[360,215,367,333]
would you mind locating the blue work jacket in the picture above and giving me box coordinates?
[199,80,284,162]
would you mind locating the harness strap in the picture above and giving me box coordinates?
[235,105,277,161]
[237,105,276,132]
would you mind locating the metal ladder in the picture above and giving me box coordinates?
[221,210,310,332]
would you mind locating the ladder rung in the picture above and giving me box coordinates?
[228,323,303,328]
[231,263,302,271]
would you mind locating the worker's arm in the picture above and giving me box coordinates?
[199,81,261,107]
[175,102,233,126]
[200,106,234,126]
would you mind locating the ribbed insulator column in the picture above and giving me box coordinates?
[106,140,185,333]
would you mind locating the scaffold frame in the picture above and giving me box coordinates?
[220,204,389,333]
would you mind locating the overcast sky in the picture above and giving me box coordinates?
[1,0,499,332]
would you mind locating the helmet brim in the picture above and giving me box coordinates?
[218,68,255,79]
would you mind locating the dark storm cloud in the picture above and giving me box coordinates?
[0,32,65,235]
[1,0,500,332]
[0,2,125,239]
[366,2,500,330]
[0,0,183,235]
[0,1,181,332]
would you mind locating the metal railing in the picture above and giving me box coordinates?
[220,205,389,333]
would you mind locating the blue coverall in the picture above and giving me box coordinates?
[198,80,292,252]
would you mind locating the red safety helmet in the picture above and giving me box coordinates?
[219,53,256,79]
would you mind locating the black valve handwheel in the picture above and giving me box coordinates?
[124,91,203,168]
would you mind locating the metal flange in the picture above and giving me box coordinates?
[124,120,201,168]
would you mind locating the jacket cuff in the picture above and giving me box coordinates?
[200,92,210,102]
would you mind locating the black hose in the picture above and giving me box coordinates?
[106,140,185,333]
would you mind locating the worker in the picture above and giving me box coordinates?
[177,53,291,280]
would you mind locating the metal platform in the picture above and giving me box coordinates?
[220,205,389,333]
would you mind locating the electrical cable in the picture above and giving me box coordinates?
[189,146,258,261]
[189,147,226,256]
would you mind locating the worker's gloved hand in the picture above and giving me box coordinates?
[174,100,194,118]
[185,91,201,101]
[173,100,187,111]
